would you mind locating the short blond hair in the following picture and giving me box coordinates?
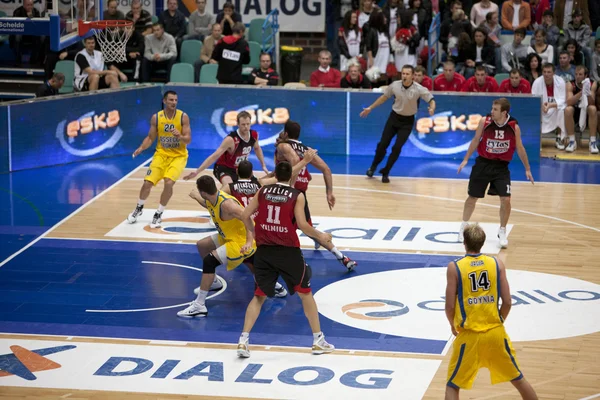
[463,223,486,253]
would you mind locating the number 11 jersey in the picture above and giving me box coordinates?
[254,183,301,248]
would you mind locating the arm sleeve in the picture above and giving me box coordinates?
[267,71,279,86]
[161,36,177,60]
[241,43,251,65]
[144,36,153,60]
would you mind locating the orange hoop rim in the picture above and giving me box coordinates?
[78,19,133,36]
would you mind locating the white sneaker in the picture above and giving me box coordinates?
[312,333,335,355]
[565,141,577,152]
[237,337,250,358]
[498,228,508,249]
[555,137,565,150]
[177,301,208,318]
[274,283,288,298]
[458,221,468,243]
[590,141,599,154]
[193,279,223,295]
[150,211,162,228]
[127,205,143,223]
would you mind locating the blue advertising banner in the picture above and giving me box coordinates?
[10,86,161,171]
[170,85,347,155]
[0,18,50,35]
[0,106,8,174]
[350,92,541,163]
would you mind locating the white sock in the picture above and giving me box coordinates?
[158,204,165,213]
[568,135,576,142]
[330,247,343,260]
[275,282,283,290]
[499,226,506,232]
[591,136,597,143]
[137,199,145,206]
[195,289,209,305]
[239,332,249,342]
[313,332,323,342]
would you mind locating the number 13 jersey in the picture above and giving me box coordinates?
[216,129,258,169]
[477,114,517,162]
[453,254,503,333]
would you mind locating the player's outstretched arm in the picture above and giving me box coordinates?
[253,137,269,174]
[308,152,335,209]
[178,113,192,145]
[497,257,512,321]
[457,117,485,174]
[294,193,332,244]
[183,137,233,180]
[445,262,459,336]
[133,114,158,158]
[240,192,259,254]
[514,125,534,184]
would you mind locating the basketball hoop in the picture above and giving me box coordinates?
[79,20,134,63]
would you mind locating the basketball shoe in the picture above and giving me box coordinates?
[177,301,208,318]
[458,221,468,243]
[339,256,357,271]
[150,211,162,228]
[498,227,508,248]
[237,336,250,358]
[127,205,143,223]
[312,333,335,355]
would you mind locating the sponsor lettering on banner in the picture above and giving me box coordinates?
[115,0,154,16]
[314,268,600,342]
[105,210,511,254]
[0,339,440,399]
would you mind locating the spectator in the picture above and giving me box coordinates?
[556,50,576,83]
[159,0,186,49]
[522,53,542,84]
[565,9,592,68]
[565,39,585,67]
[461,65,498,92]
[499,68,531,93]
[591,39,600,82]
[364,11,390,87]
[528,0,551,29]
[126,0,152,35]
[186,0,215,42]
[382,0,401,40]
[341,63,372,88]
[540,10,560,47]
[456,28,495,78]
[442,0,462,24]
[330,0,360,68]
[142,23,177,82]
[358,0,378,29]
[338,11,362,76]
[216,2,242,36]
[433,60,465,91]
[527,29,554,65]
[470,0,498,28]
[36,73,65,97]
[532,63,568,150]
[554,0,590,30]
[250,52,279,86]
[310,50,342,88]
[75,0,96,20]
[447,9,472,57]
[440,1,463,51]
[564,65,597,153]
[74,36,123,91]
[44,41,83,80]
[408,0,430,39]
[10,0,43,66]
[111,26,144,82]
[392,11,419,73]
[414,65,432,89]
[480,10,501,45]
[194,23,222,82]
[103,0,125,20]
[500,28,528,73]
[501,0,531,32]
[211,22,249,84]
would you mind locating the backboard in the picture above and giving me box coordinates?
[49,0,103,51]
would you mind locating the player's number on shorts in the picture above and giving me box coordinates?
[468,270,491,292]
[506,184,511,194]
[266,205,281,224]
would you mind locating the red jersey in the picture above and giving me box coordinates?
[462,76,498,93]
[477,114,518,162]
[215,129,258,169]
[275,139,312,192]
[419,75,433,90]
[433,72,465,92]
[229,177,261,208]
[254,184,301,247]
[499,78,531,94]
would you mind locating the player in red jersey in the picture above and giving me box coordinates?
[461,66,499,93]
[499,69,531,94]
[275,120,357,271]
[457,98,534,249]
[433,61,465,92]
[414,66,433,90]
[236,161,335,358]
[183,111,269,186]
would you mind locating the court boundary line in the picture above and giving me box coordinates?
[580,393,600,400]
[0,156,153,268]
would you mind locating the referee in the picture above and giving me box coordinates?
[360,65,436,183]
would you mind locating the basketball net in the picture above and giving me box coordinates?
[79,20,134,63]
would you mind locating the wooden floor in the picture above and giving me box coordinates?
[4,168,600,399]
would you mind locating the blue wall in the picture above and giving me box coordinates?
[2,86,542,172]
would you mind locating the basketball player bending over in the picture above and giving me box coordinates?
[128,90,191,228]
[445,223,538,400]
[457,98,534,248]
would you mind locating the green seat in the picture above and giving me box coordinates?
[180,39,202,66]
[120,81,138,88]
[244,40,261,70]
[199,63,218,83]
[151,15,158,24]
[0,11,6,17]
[248,18,270,44]
[54,60,75,93]
[494,73,509,85]
[169,63,194,83]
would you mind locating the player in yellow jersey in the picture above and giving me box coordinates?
[444,223,538,400]
[177,175,288,318]
[127,90,191,228]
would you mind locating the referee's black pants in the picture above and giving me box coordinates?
[371,112,415,175]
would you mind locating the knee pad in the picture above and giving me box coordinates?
[202,253,221,274]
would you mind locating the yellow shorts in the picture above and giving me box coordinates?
[145,153,188,185]
[447,325,522,390]
[211,234,256,271]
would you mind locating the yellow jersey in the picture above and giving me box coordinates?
[206,191,247,243]
[155,109,188,157]
[453,254,503,333]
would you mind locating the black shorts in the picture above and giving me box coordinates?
[80,76,110,92]
[213,164,238,183]
[468,157,511,198]
[253,245,311,297]
[299,190,312,225]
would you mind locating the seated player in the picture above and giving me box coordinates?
[564,65,598,153]
[461,65,499,93]
[499,69,531,94]
[433,61,465,92]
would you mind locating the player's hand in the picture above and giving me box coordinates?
[457,160,468,174]
[542,102,549,114]
[183,170,199,181]
[132,147,143,158]
[172,128,181,137]
[240,242,253,255]
[319,231,333,245]
[525,170,534,184]
[327,193,336,210]
[262,165,269,174]
[360,107,372,118]
[451,325,458,336]
[428,106,435,116]
[189,189,202,201]
[304,148,317,162]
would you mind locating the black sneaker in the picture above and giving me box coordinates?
[379,169,390,183]
[127,205,143,223]
[366,168,374,178]
[150,211,163,228]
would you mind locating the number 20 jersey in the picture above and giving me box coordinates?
[215,129,258,169]
[477,114,518,162]
[156,109,187,157]
[254,184,301,248]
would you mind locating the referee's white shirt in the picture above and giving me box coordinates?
[384,81,434,117]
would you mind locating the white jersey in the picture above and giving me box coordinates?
[74,49,105,90]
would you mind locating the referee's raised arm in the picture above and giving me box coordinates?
[359,92,390,118]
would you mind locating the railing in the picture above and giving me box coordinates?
[262,8,279,68]
[427,13,441,77]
